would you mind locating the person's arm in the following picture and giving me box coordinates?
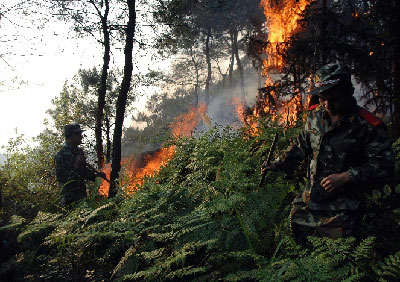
[74,151,97,182]
[262,124,312,175]
[276,130,312,174]
[55,152,73,184]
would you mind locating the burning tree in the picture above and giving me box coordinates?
[245,0,313,129]
[249,0,400,136]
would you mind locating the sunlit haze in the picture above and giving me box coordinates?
[0,0,162,152]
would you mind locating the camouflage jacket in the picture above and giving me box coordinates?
[275,104,395,211]
[55,143,96,195]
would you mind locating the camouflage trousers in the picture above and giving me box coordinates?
[290,197,361,246]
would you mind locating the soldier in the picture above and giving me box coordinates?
[261,63,395,245]
[55,123,106,207]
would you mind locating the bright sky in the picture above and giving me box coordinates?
[0,1,162,152]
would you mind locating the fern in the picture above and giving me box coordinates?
[374,251,400,281]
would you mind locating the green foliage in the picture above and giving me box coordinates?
[0,132,61,221]
[1,123,400,281]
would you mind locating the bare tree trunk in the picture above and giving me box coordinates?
[229,32,235,89]
[205,27,212,105]
[321,0,327,64]
[93,0,110,170]
[105,112,111,163]
[190,47,199,107]
[232,27,245,100]
[394,0,400,138]
[109,0,136,193]
[215,63,227,95]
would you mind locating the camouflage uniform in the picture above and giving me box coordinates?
[55,143,97,207]
[274,102,395,242]
[267,63,396,243]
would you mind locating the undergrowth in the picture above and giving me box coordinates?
[1,124,399,281]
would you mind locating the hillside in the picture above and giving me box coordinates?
[1,124,400,281]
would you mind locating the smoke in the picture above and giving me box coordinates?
[194,67,263,133]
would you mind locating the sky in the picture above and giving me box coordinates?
[0,1,162,152]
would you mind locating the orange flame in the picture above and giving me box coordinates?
[124,147,176,193]
[98,104,208,197]
[231,97,246,124]
[251,0,311,127]
[231,97,260,135]
[260,0,311,73]
[98,163,111,197]
[171,104,207,137]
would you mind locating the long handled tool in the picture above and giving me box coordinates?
[258,132,279,189]
[85,162,111,183]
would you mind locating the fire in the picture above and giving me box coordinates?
[171,104,207,137]
[231,97,246,124]
[124,147,176,193]
[98,104,208,196]
[231,97,260,135]
[260,0,311,72]
[250,0,312,127]
[98,162,111,197]
[124,104,207,192]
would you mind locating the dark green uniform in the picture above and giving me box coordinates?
[55,143,96,206]
[274,102,395,241]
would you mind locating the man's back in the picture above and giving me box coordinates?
[55,143,96,206]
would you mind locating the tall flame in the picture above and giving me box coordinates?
[261,0,311,72]
[254,0,311,127]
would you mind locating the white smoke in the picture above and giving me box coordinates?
[194,67,264,134]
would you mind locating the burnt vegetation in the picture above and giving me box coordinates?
[1,0,400,281]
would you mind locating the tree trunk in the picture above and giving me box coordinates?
[320,0,327,64]
[391,0,400,138]
[105,112,111,163]
[232,27,245,100]
[205,27,212,105]
[94,0,110,170]
[229,32,235,89]
[190,47,199,107]
[110,0,136,190]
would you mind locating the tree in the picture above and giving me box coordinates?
[246,0,400,133]
[152,0,264,105]
[109,0,136,190]
[50,0,121,169]
[46,68,137,162]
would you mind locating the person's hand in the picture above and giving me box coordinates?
[97,171,107,180]
[260,162,277,175]
[320,172,350,192]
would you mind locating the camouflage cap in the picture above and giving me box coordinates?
[64,123,84,138]
[309,63,352,99]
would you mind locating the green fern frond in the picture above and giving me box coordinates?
[374,251,400,281]
[352,236,375,262]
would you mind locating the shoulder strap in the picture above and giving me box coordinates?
[359,108,382,127]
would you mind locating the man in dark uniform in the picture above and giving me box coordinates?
[55,123,106,207]
[261,63,395,245]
